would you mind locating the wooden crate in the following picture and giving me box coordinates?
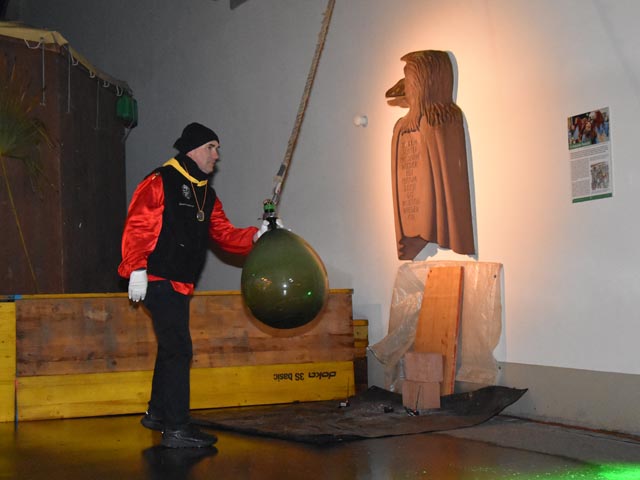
[9,290,356,421]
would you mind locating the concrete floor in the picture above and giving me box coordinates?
[1,413,639,479]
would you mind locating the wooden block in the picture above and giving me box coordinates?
[402,379,440,410]
[353,319,369,341]
[404,351,443,382]
[0,302,16,422]
[16,361,355,421]
[414,266,463,395]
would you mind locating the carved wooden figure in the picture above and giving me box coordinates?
[386,50,475,259]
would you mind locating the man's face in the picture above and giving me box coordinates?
[187,141,220,175]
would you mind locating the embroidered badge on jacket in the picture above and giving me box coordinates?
[181,184,192,200]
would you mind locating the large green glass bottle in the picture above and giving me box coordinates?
[241,227,329,329]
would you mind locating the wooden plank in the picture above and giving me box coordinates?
[16,290,354,376]
[0,302,16,422]
[190,291,354,368]
[191,361,354,409]
[16,361,354,421]
[414,266,463,395]
[17,370,152,420]
[15,296,157,375]
[14,288,353,300]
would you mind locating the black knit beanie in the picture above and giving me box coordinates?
[173,122,219,153]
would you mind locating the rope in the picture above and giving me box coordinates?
[270,0,336,208]
[67,46,73,113]
[24,38,46,105]
[95,79,100,129]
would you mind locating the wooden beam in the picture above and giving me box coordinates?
[16,290,354,376]
[16,361,354,421]
[414,266,463,395]
[0,302,16,422]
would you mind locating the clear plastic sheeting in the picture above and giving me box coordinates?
[369,261,503,392]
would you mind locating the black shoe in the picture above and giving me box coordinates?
[141,411,164,431]
[161,425,218,449]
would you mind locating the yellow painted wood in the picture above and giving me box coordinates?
[16,361,355,421]
[0,302,16,422]
[17,370,152,421]
[191,361,355,408]
[353,322,369,341]
[353,340,369,356]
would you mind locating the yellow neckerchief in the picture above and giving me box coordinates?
[163,158,208,186]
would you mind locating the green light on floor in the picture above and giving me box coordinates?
[515,463,640,480]
[597,463,640,480]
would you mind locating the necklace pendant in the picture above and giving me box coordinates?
[196,210,205,222]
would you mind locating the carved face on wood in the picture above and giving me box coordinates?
[400,50,454,106]
[387,50,458,133]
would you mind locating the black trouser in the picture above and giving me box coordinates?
[143,280,192,429]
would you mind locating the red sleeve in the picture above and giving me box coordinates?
[117,173,164,279]
[209,197,258,255]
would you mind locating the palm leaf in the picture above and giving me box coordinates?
[0,54,55,292]
[0,54,54,180]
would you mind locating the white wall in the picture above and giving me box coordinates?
[20,0,640,382]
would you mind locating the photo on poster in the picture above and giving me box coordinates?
[567,107,612,203]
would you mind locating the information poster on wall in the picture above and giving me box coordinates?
[567,107,612,203]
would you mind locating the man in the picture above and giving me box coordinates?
[118,122,268,448]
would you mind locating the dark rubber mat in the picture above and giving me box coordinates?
[192,385,527,444]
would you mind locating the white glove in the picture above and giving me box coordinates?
[128,269,148,302]
[253,218,284,242]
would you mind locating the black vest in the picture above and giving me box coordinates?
[146,163,216,283]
